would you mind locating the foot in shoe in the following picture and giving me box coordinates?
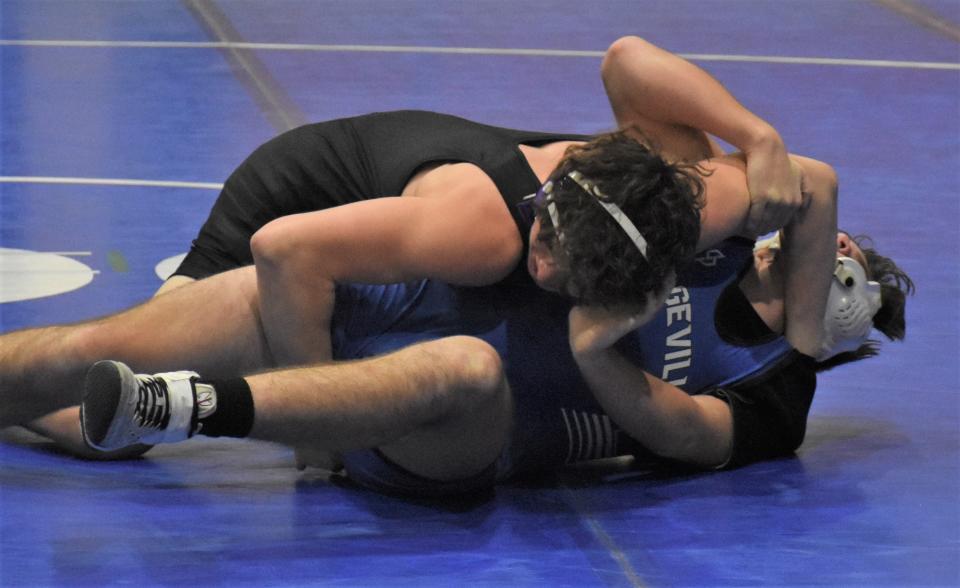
[81,360,200,451]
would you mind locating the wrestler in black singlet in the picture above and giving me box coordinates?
[174,110,590,279]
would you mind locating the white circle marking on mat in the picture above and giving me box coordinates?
[155,253,187,281]
[0,248,96,303]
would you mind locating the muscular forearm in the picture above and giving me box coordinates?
[780,157,839,356]
[253,250,335,365]
[602,37,802,236]
[251,222,336,366]
[250,195,520,288]
[601,36,779,154]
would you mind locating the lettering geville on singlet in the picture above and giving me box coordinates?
[660,248,724,386]
[662,285,693,386]
[544,242,778,466]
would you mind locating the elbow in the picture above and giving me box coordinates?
[251,217,301,270]
[813,160,839,201]
[602,36,650,81]
[606,35,652,57]
[799,157,839,207]
[250,218,338,298]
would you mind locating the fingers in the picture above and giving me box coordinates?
[747,185,805,236]
[745,204,769,237]
[747,202,781,237]
[745,153,805,235]
[747,203,787,236]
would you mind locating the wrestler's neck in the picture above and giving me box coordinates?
[738,247,786,334]
[519,142,585,182]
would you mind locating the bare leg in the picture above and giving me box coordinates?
[154,275,196,296]
[13,272,203,454]
[247,336,511,481]
[0,266,271,428]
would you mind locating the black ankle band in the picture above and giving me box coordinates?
[198,378,254,438]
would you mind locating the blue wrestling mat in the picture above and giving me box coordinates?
[2,1,958,585]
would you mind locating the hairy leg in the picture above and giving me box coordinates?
[0,266,271,428]
[247,336,511,481]
[16,273,202,455]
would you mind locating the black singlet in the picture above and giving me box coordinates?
[174,110,589,279]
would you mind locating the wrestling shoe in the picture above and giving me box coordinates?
[80,360,204,451]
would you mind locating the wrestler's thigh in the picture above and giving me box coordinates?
[91,266,272,377]
[23,268,263,459]
[154,275,195,296]
[378,337,512,482]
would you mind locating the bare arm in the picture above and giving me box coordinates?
[250,168,523,364]
[601,36,800,235]
[568,156,836,464]
[779,156,838,356]
[568,302,733,467]
[252,190,522,286]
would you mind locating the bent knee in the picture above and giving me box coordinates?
[444,336,504,394]
[424,336,505,401]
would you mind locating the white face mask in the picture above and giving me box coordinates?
[816,256,882,361]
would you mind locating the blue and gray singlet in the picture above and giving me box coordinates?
[332,232,795,490]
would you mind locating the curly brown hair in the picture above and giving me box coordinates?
[534,129,704,312]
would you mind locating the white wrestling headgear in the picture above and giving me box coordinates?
[816,256,882,361]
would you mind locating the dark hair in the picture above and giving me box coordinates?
[816,233,915,372]
[534,129,704,311]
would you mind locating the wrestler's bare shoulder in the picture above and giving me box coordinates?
[401,141,584,200]
[398,162,525,276]
[519,141,584,182]
[695,154,752,249]
[401,162,500,200]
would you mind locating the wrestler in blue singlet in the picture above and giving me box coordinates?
[498,237,795,478]
[617,238,793,393]
[332,229,796,494]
